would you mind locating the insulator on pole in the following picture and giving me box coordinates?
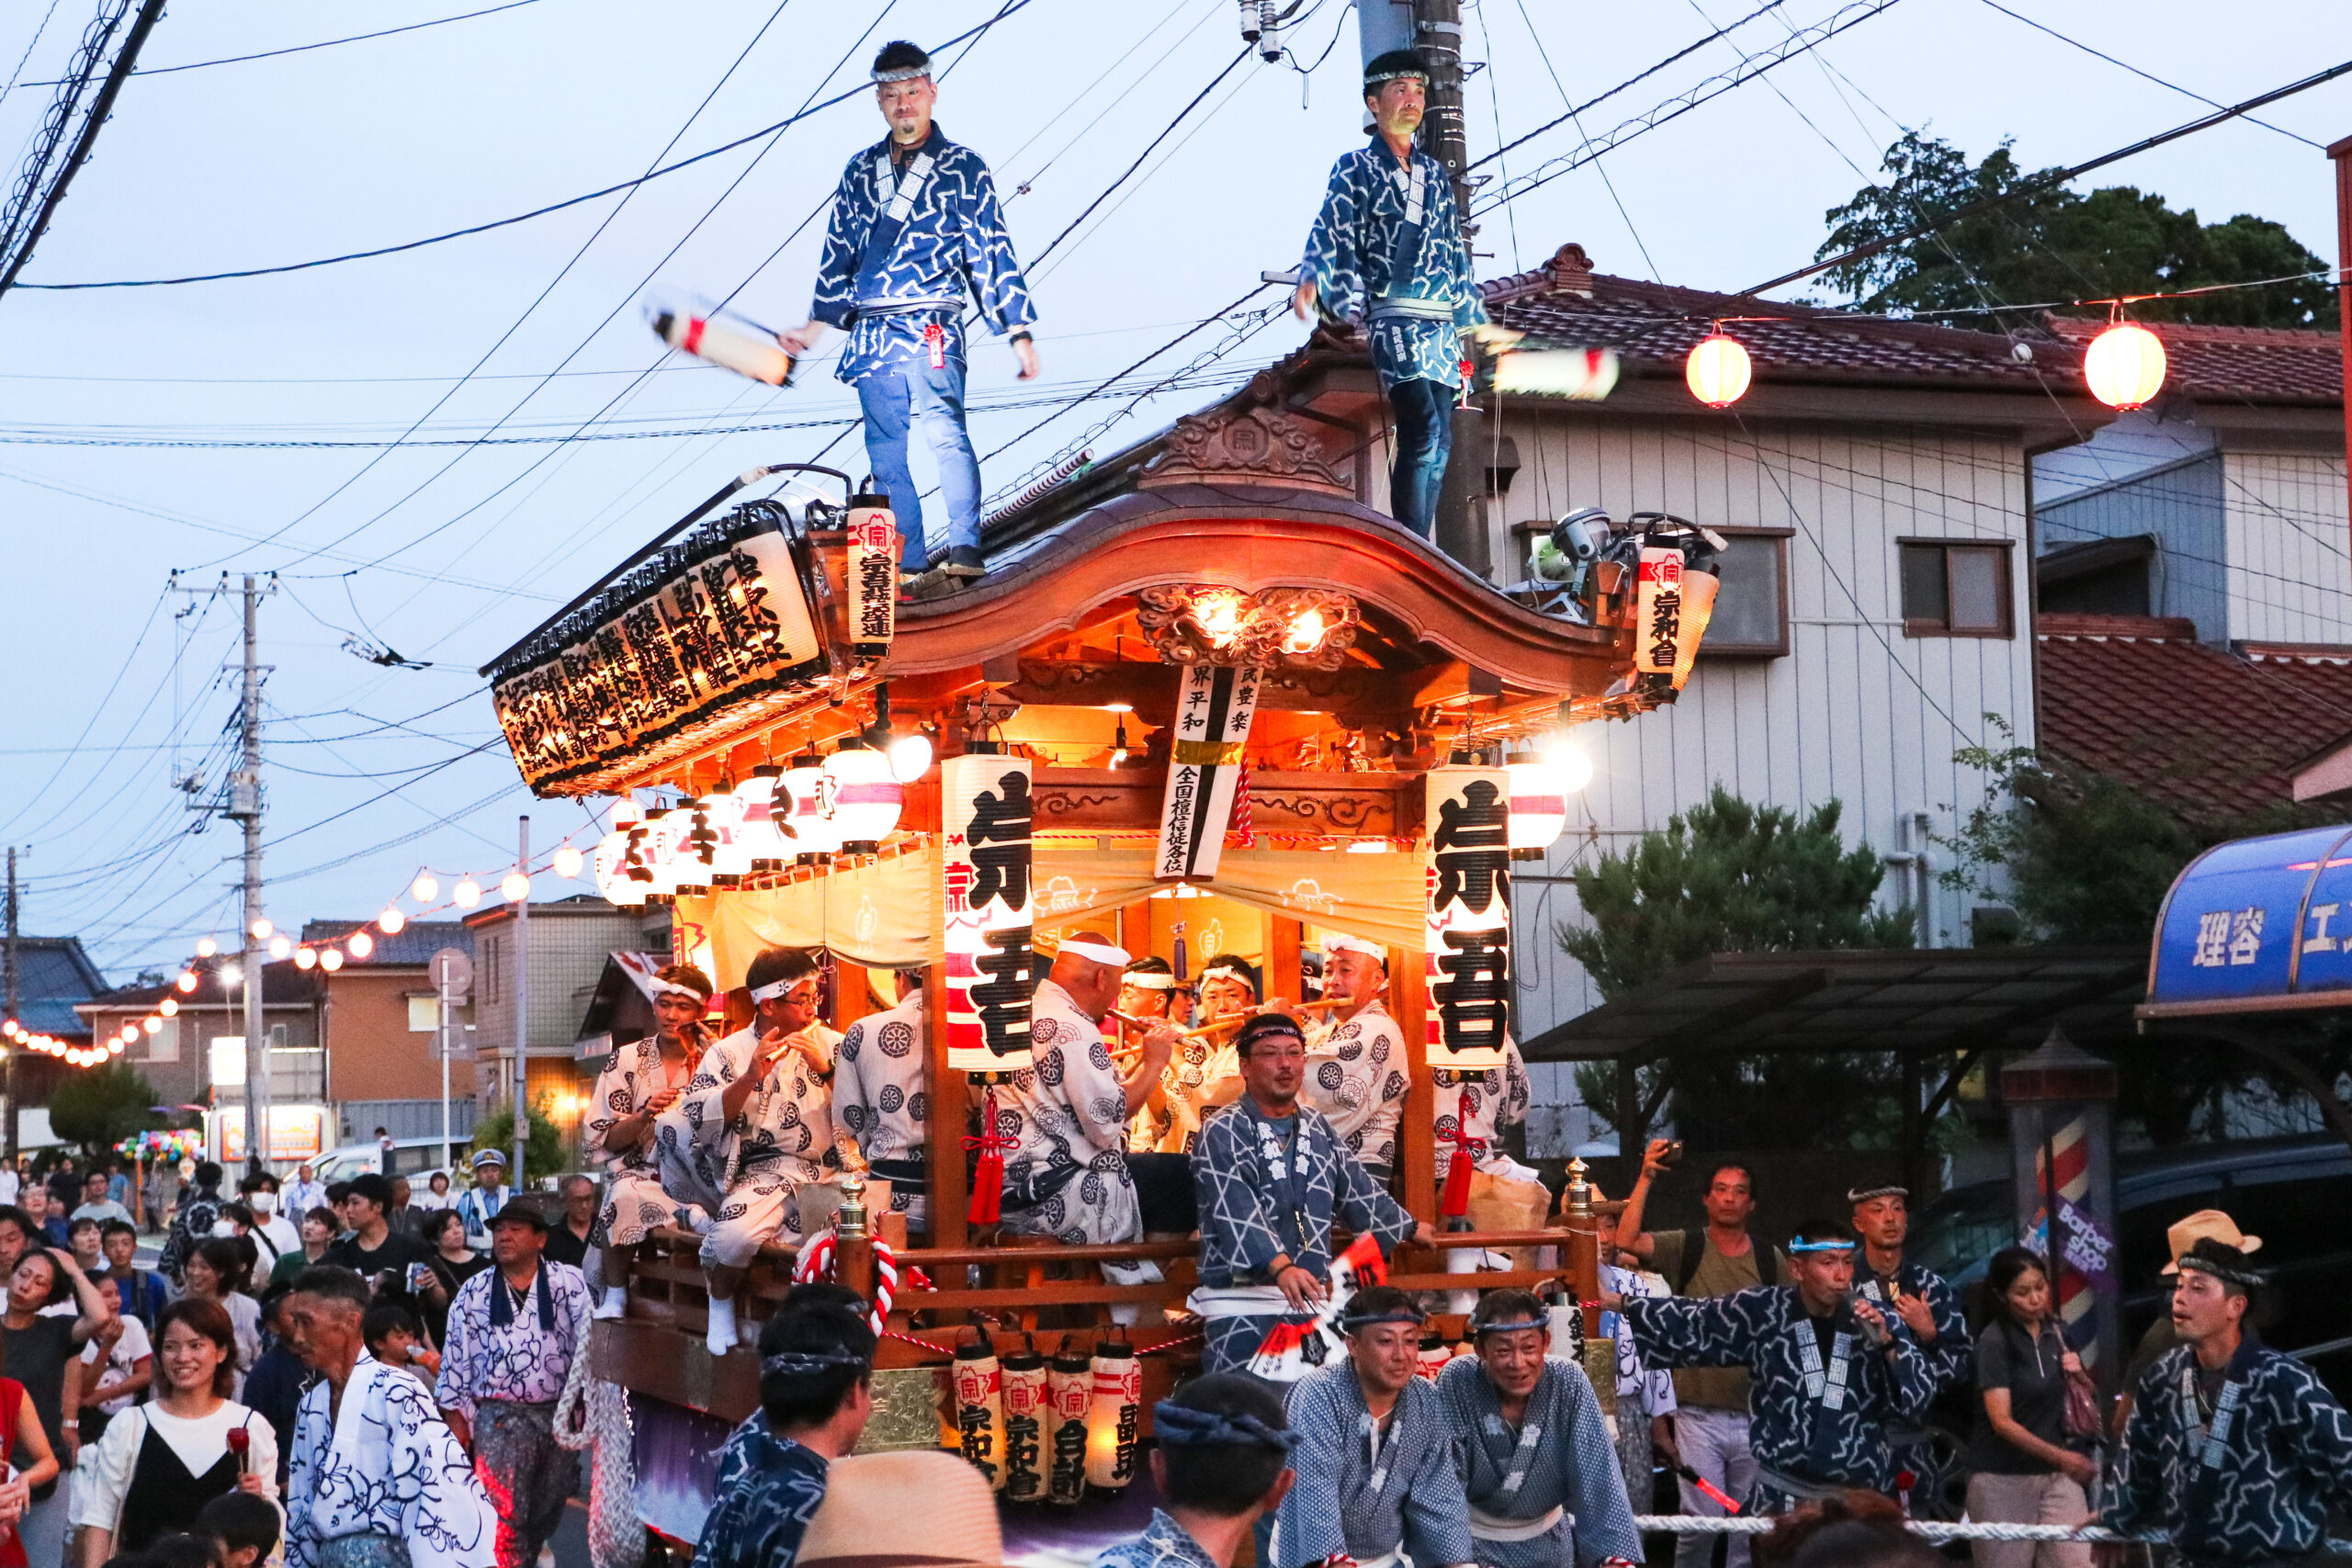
[1238,0,1261,41]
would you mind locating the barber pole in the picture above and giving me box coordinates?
[846,487,901,659]
[1425,767,1512,1071]
[943,751,1035,1075]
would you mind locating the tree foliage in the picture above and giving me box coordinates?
[45,1063,169,1157]
[1560,789,1916,1148]
[469,1094,567,1183]
[1813,132,2336,329]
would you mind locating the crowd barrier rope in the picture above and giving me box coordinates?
[1630,1516,2352,1554]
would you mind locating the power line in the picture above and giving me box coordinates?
[0,0,169,298]
[15,0,543,86]
[1747,57,2352,296]
[14,1,1038,291]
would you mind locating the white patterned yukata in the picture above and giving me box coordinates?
[1301,999,1411,1177]
[1275,1361,1474,1568]
[673,1023,842,1269]
[1436,1354,1642,1567]
[1133,1033,1238,1156]
[991,980,1137,1244]
[587,1037,703,1246]
[1600,1262,1677,1505]
[434,1260,594,1568]
[1433,1039,1532,1179]
[2102,1337,2352,1568]
[1191,1097,1416,1380]
[1624,1285,1938,1508]
[288,1352,498,1568]
[832,991,931,1230]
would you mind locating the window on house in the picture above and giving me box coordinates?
[1900,541,2013,637]
[143,1018,178,1064]
[1701,530,1792,658]
[481,935,503,1006]
[407,996,438,1032]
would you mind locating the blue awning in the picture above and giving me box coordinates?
[2142,823,2352,1018]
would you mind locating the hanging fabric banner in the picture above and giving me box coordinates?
[1425,767,1512,1071]
[943,752,1037,1074]
[1153,663,1264,884]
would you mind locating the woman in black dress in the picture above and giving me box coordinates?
[415,1206,490,1348]
[68,1297,278,1566]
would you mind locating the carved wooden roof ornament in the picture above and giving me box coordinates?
[1136,584,1363,671]
[1135,405,1351,495]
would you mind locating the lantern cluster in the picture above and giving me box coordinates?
[4,1017,123,1069]
[594,734,930,908]
[268,833,597,972]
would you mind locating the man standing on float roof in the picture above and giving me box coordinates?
[780,39,1040,588]
[1295,49,1492,542]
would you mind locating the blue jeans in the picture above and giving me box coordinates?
[1387,376,1453,539]
[857,354,982,570]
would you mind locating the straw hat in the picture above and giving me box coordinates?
[797,1450,1005,1567]
[2160,1210,2261,1275]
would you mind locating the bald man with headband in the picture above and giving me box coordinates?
[991,933,1177,1245]
[1276,934,1410,1179]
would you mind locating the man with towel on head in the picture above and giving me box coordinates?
[1190,1010,1425,1383]
[1615,1217,1938,1514]
[832,968,931,1234]
[1848,1180,1971,1506]
[1130,955,1238,1157]
[662,945,841,1355]
[777,39,1040,589]
[1095,1374,1299,1568]
[1437,1289,1643,1568]
[1275,1284,1475,1568]
[993,932,1176,1245]
[587,962,714,1319]
[1278,934,1410,1181]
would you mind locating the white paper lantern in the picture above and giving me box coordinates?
[2084,321,2166,411]
[1685,332,1752,409]
[379,907,407,935]
[452,879,481,909]
[1506,759,1571,852]
[295,948,318,971]
[594,830,639,906]
[552,843,584,880]
[732,766,790,871]
[824,742,904,852]
[348,931,375,960]
[320,949,345,972]
[501,871,532,903]
[195,937,218,959]
[782,762,841,859]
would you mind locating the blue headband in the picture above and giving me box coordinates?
[762,1349,870,1377]
[1788,1238,1854,1254]
[1153,1400,1299,1452]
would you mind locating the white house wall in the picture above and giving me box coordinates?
[1498,413,2037,1052]
[2221,451,2352,646]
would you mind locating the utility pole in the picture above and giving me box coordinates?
[1409,0,1472,220]
[512,815,530,1188]
[221,574,276,1175]
[4,847,18,1165]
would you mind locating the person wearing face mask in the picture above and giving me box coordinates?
[233,1174,299,1272]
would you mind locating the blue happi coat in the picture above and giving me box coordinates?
[1093,1510,1222,1568]
[1299,139,1488,390]
[1191,1095,1416,1376]
[1436,1355,1644,1568]
[810,123,1037,383]
[1854,1258,1973,1413]
[1277,1361,1475,1568]
[2102,1337,2352,1567]
[696,1412,833,1568]
[1625,1285,1937,1504]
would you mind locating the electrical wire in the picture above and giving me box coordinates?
[14,0,1038,290]
[1508,0,1662,282]
[13,0,544,86]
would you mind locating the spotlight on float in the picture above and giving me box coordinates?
[1685,327,1752,410]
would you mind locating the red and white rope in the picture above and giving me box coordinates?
[791,1229,932,1334]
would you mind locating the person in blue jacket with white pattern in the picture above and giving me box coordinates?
[782,39,1040,588]
[1295,49,1490,542]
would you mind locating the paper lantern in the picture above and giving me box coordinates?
[781,762,840,860]
[951,1338,1007,1492]
[142,1017,161,1036]
[1505,758,1570,852]
[551,843,584,880]
[347,931,374,960]
[1045,1344,1091,1506]
[942,752,1035,1075]
[268,935,291,959]
[2084,321,2166,411]
[452,879,481,909]
[250,918,274,941]
[175,972,198,994]
[999,1344,1048,1504]
[379,907,407,935]
[412,874,438,903]
[295,949,318,971]
[824,742,904,852]
[732,766,790,872]
[501,871,531,903]
[637,811,684,900]
[845,490,901,660]
[159,999,177,1018]
[195,937,218,959]
[1082,1343,1141,1491]
[320,950,345,972]
[1685,332,1752,409]
[1424,767,1511,1071]
[593,831,638,907]
[1668,565,1719,690]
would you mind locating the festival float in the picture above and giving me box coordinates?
[479,388,1719,1560]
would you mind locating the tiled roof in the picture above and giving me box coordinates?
[83,956,323,1013]
[8,937,105,1040]
[300,919,472,967]
[2037,615,2352,829]
[2040,317,2341,405]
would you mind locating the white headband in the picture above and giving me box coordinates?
[750,976,817,1003]
[1325,933,1385,960]
[1200,964,1245,986]
[1122,971,1175,991]
[1057,938,1132,967]
[873,62,930,83]
[652,980,712,1003]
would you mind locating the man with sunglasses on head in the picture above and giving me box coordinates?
[662,947,841,1356]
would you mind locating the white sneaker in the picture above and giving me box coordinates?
[594,1286,628,1321]
[706,1296,739,1356]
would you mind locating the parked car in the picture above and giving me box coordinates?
[310,1134,473,1192]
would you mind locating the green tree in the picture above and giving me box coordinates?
[469,1094,568,1183]
[1813,131,2336,329]
[46,1063,170,1159]
[1559,788,1916,1148]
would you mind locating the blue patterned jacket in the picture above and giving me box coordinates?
[810,123,1037,383]
[1299,139,1488,389]
[2103,1337,2352,1566]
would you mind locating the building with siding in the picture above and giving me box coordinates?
[298,920,479,1147]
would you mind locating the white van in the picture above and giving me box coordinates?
[310,1134,471,1190]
